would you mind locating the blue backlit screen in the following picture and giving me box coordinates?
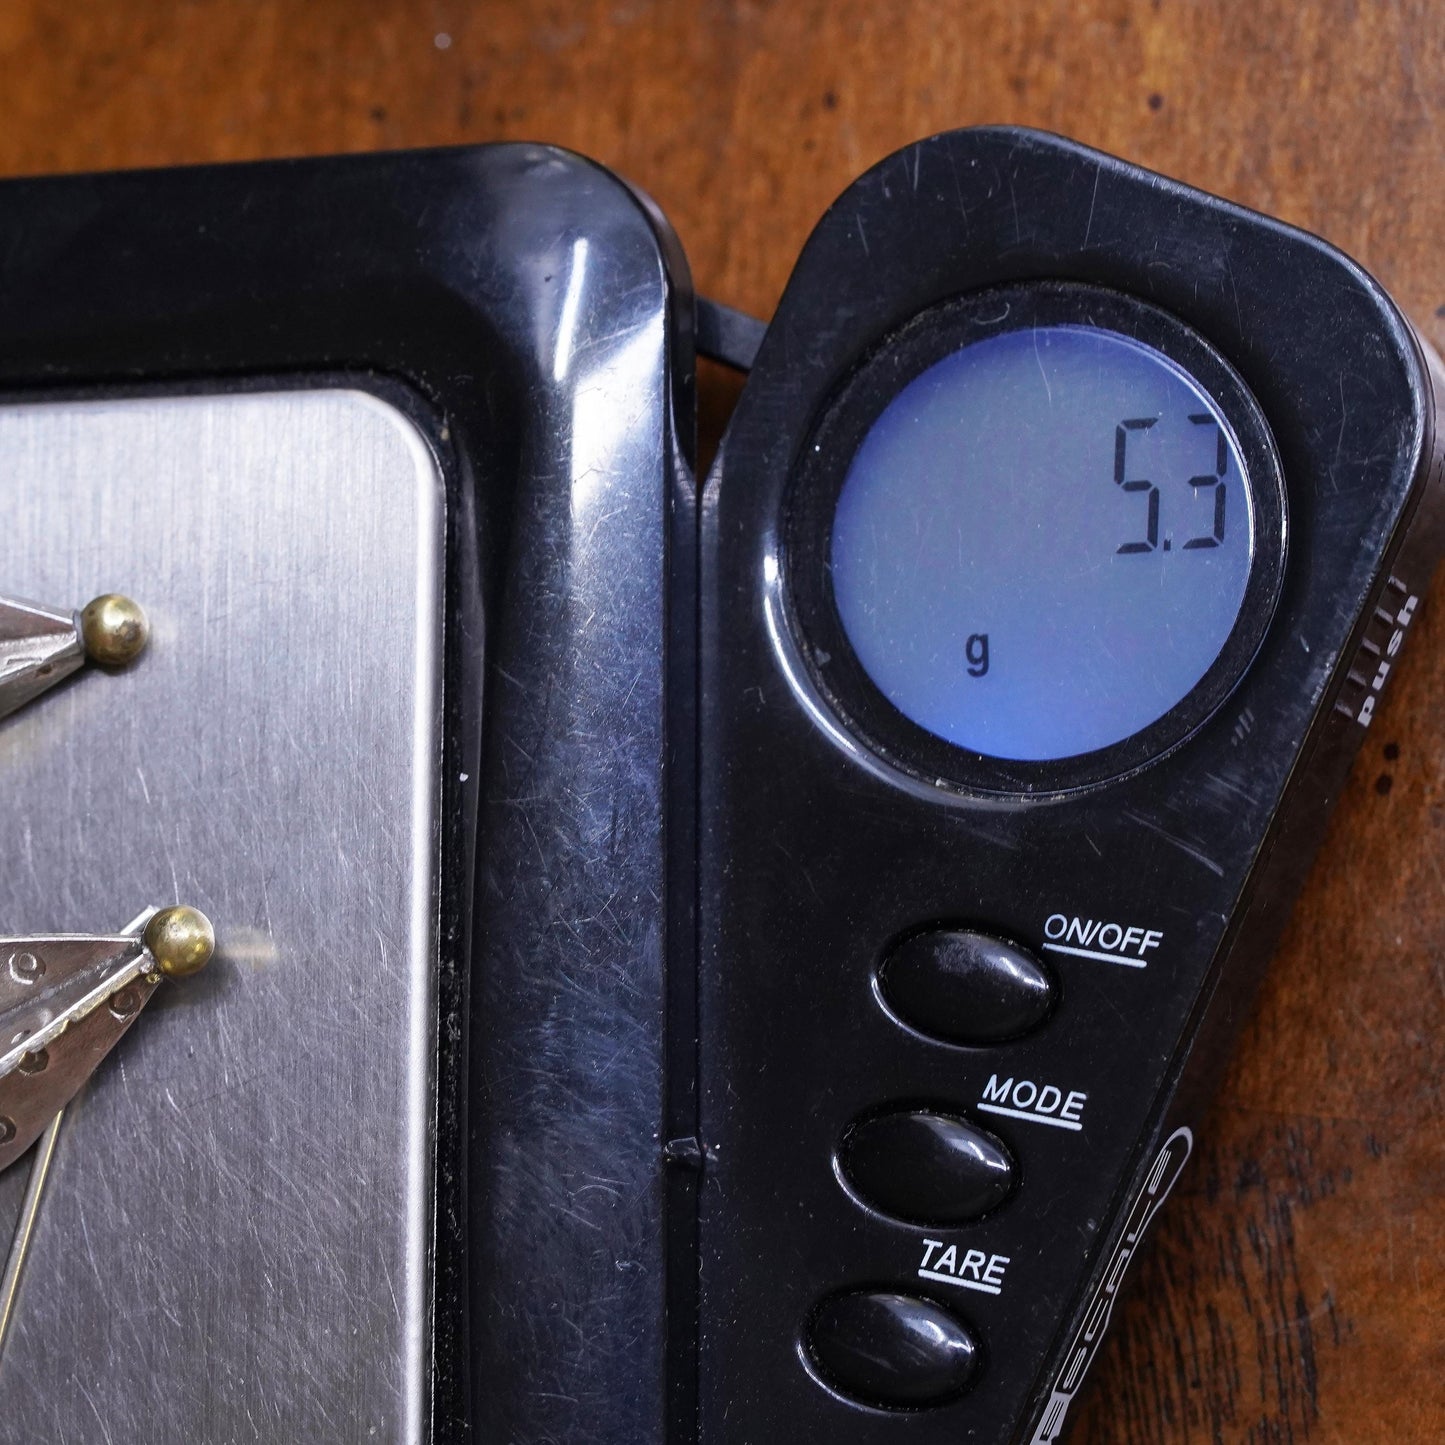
[829,325,1256,761]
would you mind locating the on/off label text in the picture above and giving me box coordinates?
[1042,913,1162,969]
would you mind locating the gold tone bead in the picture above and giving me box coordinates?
[80,593,149,667]
[144,906,215,979]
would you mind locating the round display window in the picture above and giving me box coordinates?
[786,284,1286,793]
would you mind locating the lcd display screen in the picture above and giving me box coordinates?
[828,324,1257,762]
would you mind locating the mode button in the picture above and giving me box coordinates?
[841,1108,1014,1225]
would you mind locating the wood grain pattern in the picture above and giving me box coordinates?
[0,1,1438,1438]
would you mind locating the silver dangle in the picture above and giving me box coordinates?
[0,592,149,721]
[0,906,214,1173]
[0,905,214,1359]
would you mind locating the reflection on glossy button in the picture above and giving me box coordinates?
[879,929,1054,1045]
[806,1289,979,1408]
[842,1109,1014,1224]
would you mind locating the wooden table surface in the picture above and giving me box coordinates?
[0,2,1439,1439]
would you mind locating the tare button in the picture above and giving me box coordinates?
[805,1290,980,1408]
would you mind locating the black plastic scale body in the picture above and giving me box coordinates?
[695,127,1445,1443]
[0,124,1439,1445]
[0,144,696,1445]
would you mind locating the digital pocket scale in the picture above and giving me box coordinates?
[0,126,1438,1444]
[694,127,1443,1443]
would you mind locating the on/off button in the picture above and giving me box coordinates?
[877,928,1055,1045]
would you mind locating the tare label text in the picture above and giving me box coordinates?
[917,1240,1011,1296]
